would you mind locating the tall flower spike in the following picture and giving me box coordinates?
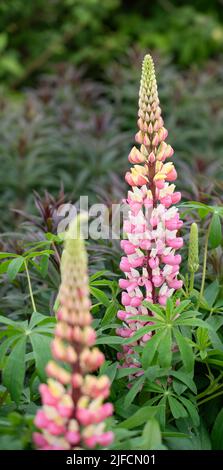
[34,216,113,450]
[117,55,183,377]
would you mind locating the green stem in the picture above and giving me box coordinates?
[24,260,37,312]
[189,272,194,293]
[198,221,211,307]
[197,390,223,406]
[196,383,223,401]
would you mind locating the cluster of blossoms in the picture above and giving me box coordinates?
[33,218,113,450]
[117,55,183,373]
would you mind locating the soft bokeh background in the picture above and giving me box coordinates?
[0,0,223,232]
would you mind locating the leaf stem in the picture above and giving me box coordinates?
[24,260,37,312]
[189,272,194,293]
[198,221,211,307]
[197,389,223,406]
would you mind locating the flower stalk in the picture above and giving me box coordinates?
[33,216,113,450]
[117,55,183,374]
[188,222,199,293]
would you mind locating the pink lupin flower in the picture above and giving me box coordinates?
[33,216,113,450]
[117,54,183,378]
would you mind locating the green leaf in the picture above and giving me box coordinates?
[176,318,213,329]
[29,311,55,330]
[7,257,24,281]
[0,315,23,329]
[24,250,54,260]
[90,287,110,307]
[181,202,213,216]
[209,214,222,249]
[123,324,160,345]
[166,298,173,321]
[95,336,123,345]
[30,333,52,380]
[204,280,219,308]
[100,361,118,383]
[174,329,194,372]
[3,336,26,403]
[116,367,142,379]
[124,376,144,408]
[174,300,191,316]
[170,370,197,394]
[117,405,159,429]
[0,335,23,368]
[90,270,110,281]
[0,252,18,259]
[0,260,11,274]
[162,431,190,439]
[140,418,162,450]
[211,408,223,450]
[37,255,49,278]
[158,329,172,368]
[142,330,166,369]
[142,301,164,318]
[177,396,200,427]
[101,300,118,326]
[168,396,187,419]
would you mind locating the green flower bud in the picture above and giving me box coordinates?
[188,222,199,273]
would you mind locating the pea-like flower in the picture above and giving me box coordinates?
[117,55,183,377]
[33,217,113,450]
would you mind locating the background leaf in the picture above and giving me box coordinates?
[3,336,26,403]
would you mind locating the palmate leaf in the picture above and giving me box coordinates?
[100,361,118,383]
[116,367,142,379]
[168,396,187,420]
[101,300,119,326]
[141,330,166,370]
[117,405,160,429]
[0,315,24,329]
[170,370,197,394]
[29,310,55,330]
[142,301,165,320]
[174,328,194,372]
[177,396,200,427]
[204,280,219,308]
[2,336,26,403]
[123,323,161,345]
[158,329,172,368]
[90,286,110,307]
[0,334,23,368]
[174,300,192,316]
[124,376,144,408]
[95,335,123,345]
[30,333,52,381]
[7,256,24,281]
[139,418,163,450]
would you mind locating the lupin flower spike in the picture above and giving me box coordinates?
[33,215,113,450]
[117,55,183,377]
[188,222,199,292]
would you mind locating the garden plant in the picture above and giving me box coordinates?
[0,52,223,452]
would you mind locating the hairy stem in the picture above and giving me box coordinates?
[189,272,194,293]
[199,221,211,307]
[24,260,37,312]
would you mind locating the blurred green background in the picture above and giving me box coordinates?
[0,0,223,232]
